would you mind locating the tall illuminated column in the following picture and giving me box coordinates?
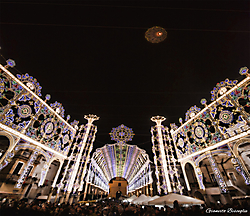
[47,161,64,202]
[15,150,38,189]
[78,144,93,192]
[83,164,91,200]
[207,151,227,193]
[151,116,172,193]
[65,114,99,203]
[150,183,153,196]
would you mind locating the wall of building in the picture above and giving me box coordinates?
[108,177,128,198]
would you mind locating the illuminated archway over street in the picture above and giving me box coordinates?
[84,125,153,197]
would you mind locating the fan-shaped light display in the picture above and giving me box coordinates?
[86,125,152,193]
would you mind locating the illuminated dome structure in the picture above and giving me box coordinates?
[145,26,167,43]
[84,124,153,196]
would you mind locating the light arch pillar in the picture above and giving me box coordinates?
[47,160,64,202]
[181,162,191,191]
[194,165,205,190]
[0,132,19,171]
[207,152,227,193]
[232,141,250,184]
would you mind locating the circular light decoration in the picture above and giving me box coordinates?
[40,118,57,139]
[26,82,35,91]
[210,78,237,101]
[45,122,54,134]
[50,101,65,118]
[63,134,70,144]
[45,94,51,101]
[219,87,227,95]
[6,59,16,68]
[191,121,208,143]
[177,137,185,148]
[239,67,249,76]
[185,105,201,121]
[219,110,233,124]
[190,112,196,118]
[18,105,32,118]
[200,98,207,106]
[16,73,42,96]
[145,26,167,43]
[195,126,205,139]
[110,124,134,143]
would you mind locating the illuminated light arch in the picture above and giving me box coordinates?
[232,138,250,184]
[0,135,10,159]
[194,149,232,166]
[0,131,18,171]
[0,130,16,146]
[162,66,250,197]
[0,131,16,154]
[0,63,77,160]
[233,138,250,157]
[87,125,152,194]
[0,60,99,202]
[193,149,233,192]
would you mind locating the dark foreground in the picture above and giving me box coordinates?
[0,198,250,216]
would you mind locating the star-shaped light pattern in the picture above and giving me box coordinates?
[110,124,134,143]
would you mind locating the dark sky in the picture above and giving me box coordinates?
[0,1,250,159]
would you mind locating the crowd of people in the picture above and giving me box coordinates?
[0,197,250,216]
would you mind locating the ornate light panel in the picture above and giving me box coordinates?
[110,124,134,143]
[170,67,250,161]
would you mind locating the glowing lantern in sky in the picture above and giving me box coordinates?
[145,26,167,43]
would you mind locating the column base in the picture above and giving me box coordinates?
[64,192,71,203]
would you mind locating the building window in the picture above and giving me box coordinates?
[21,151,31,158]
[229,172,236,181]
[12,162,23,175]
[26,166,33,177]
[118,183,121,186]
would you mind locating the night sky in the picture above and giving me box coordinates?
[0,1,249,159]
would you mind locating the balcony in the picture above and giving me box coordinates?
[1,174,33,184]
[0,173,19,182]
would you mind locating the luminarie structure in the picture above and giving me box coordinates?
[84,124,153,197]
[0,59,98,203]
[151,67,250,204]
